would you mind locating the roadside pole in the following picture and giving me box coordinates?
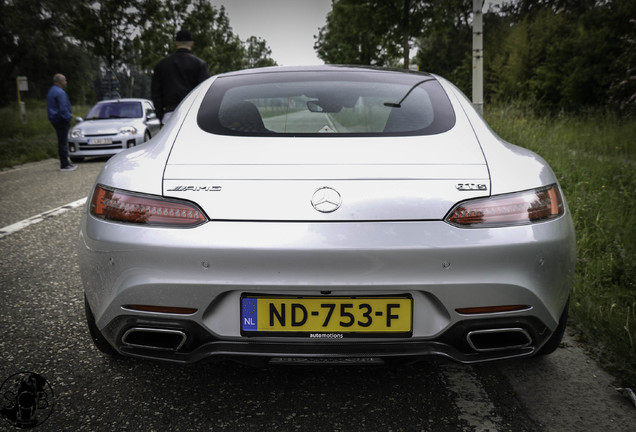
[16,76,28,123]
[472,0,484,116]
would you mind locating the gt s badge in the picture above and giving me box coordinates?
[456,183,488,191]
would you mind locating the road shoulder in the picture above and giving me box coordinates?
[497,331,635,431]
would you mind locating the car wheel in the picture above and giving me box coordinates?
[70,156,84,163]
[84,295,119,356]
[537,297,569,356]
[144,130,151,142]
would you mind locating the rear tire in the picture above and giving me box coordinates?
[85,295,119,356]
[537,298,569,356]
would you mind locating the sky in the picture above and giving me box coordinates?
[207,1,501,67]
[209,0,333,66]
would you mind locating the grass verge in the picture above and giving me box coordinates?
[0,100,90,170]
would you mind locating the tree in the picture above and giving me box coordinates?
[607,8,636,113]
[380,0,426,68]
[486,0,636,111]
[183,1,245,74]
[134,0,178,73]
[243,36,278,69]
[410,0,636,112]
[135,1,267,75]
[315,0,387,65]
[414,0,472,90]
[0,0,96,103]
[314,0,424,68]
[69,0,140,75]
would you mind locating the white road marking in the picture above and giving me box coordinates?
[0,198,87,239]
[442,363,503,431]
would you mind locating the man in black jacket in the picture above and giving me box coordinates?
[151,30,210,125]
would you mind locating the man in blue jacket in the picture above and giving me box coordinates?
[47,74,76,171]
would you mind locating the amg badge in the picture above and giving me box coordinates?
[166,185,222,192]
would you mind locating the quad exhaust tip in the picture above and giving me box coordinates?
[121,327,187,351]
[119,326,532,354]
[466,328,532,352]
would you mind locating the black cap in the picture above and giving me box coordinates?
[176,30,192,42]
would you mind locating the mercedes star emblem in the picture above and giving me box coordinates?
[311,187,342,213]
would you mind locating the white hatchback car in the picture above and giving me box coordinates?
[68,98,161,162]
[79,66,576,366]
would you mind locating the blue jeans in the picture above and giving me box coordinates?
[53,121,70,168]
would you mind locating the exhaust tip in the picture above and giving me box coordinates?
[467,328,532,352]
[122,327,187,351]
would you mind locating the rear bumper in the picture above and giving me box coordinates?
[80,215,576,364]
[100,313,551,365]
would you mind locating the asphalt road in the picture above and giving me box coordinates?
[0,159,633,431]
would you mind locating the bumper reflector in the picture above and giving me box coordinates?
[456,305,529,315]
[124,305,198,315]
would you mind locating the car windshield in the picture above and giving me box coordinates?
[197,69,456,136]
[86,101,143,120]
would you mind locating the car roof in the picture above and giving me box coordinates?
[215,64,434,79]
[96,98,150,104]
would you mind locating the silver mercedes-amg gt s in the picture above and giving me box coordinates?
[79,66,576,365]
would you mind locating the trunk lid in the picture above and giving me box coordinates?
[163,121,489,221]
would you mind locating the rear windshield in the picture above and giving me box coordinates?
[86,101,143,120]
[197,70,455,136]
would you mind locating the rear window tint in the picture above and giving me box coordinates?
[197,70,455,136]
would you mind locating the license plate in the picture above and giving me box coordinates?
[87,138,112,145]
[241,296,412,336]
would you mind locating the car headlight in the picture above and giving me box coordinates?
[90,185,208,227]
[70,128,83,138]
[119,126,137,135]
[444,184,564,228]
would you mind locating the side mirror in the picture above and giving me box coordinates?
[75,116,84,123]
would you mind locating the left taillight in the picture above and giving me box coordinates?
[90,185,207,227]
[445,184,564,228]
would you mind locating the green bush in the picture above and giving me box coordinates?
[0,99,89,169]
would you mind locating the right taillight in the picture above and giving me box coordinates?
[90,185,207,227]
[445,184,564,228]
